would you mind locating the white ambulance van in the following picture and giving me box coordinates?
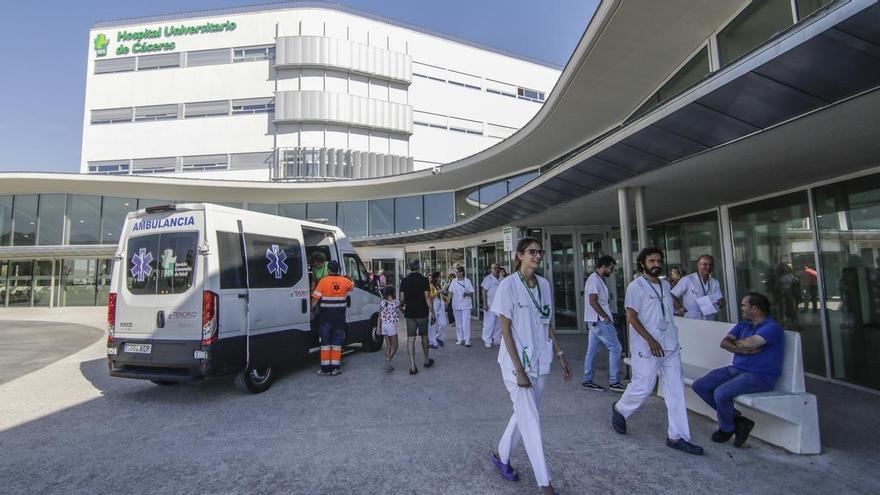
[106,203,383,393]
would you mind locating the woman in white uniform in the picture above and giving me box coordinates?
[428,272,449,347]
[449,266,475,346]
[491,237,572,495]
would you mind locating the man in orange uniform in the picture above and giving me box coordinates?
[311,260,355,376]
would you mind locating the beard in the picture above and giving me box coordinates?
[646,266,662,277]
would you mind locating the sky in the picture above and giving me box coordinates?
[0,0,598,173]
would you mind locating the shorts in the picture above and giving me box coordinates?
[405,317,430,337]
[381,322,398,337]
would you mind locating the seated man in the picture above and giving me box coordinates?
[692,292,784,447]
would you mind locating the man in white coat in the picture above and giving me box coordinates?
[449,266,475,346]
[611,247,704,455]
[672,254,725,320]
[481,262,503,348]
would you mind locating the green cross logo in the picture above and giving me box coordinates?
[94,33,109,57]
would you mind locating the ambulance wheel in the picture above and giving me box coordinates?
[150,380,177,386]
[234,365,275,394]
[361,315,383,352]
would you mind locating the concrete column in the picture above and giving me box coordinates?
[634,186,648,250]
[618,188,633,284]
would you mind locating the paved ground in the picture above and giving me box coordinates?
[0,320,102,385]
[1,308,879,494]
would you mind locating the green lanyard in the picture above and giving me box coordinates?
[518,272,551,318]
[642,276,666,318]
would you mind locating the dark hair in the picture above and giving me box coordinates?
[310,252,326,264]
[430,271,441,287]
[408,259,420,271]
[745,292,771,315]
[327,260,341,274]
[513,236,542,272]
[383,286,396,299]
[596,255,616,269]
[636,247,664,273]
[455,265,465,274]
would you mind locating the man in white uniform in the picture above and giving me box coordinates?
[672,254,725,320]
[612,247,704,455]
[449,266,475,347]
[581,255,626,392]
[481,262,503,348]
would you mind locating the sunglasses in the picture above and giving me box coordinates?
[524,248,545,257]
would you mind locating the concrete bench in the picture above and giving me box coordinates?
[652,317,821,454]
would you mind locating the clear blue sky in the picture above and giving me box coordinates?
[0,0,598,173]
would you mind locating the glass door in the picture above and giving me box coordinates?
[549,233,579,333]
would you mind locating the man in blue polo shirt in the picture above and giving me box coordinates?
[693,292,784,447]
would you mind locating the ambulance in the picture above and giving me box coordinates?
[105,203,383,393]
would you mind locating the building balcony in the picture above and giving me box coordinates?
[275,35,411,84]
[271,146,414,181]
[274,90,413,135]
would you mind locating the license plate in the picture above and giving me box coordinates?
[125,343,152,354]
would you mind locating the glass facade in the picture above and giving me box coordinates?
[66,195,102,245]
[717,0,794,65]
[369,199,394,236]
[395,196,423,233]
[338,201,368,238]
[37,194,65,245]
[12,194,37,246]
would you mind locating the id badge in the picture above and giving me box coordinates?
[657,318,668,332]
[540,316,551,325]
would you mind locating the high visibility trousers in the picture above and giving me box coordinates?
[498,374,550,487]
[319,312,346,372]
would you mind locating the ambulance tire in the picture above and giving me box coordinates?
[361,315,383,353]
[234,364,275,394]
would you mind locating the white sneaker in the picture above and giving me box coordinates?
[484,343,492,348]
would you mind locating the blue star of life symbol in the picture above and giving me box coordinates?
[266,244,288,279]
[130,248,154,282]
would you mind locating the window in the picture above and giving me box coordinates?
[135,104,179,121]
[278,203,307,220]
[796,0,834,20]
[184,100,229,118]
[132,157,176,175]
[508,171,539,192]
[37,194,65,245]
[88,161,130,175]
[91,108,133,125]
[94,57,136,74]
[186,48,231,67]
[137,53,181,70]
[217,231,246,289]
[656,47,710,102]
[244,234,303,288]
[479,180,508,208]
[338,201,368,238]
[12,194,37,246]
[423,192,454,229]
[233,45,275,62]
[231,97,274,114]
[395,196,423,233]
[344,253,371,291]
[246,203,277,215]
[454,186,480,221]
[307,203,337,224]
[181,155,228,172]
[126,232,198,295]
[517,87,545,102]
[717,0,794,66]
[369,199,394,236]
[0,195,12,246]
[61,259,97,306]
[66,195,102,245]
[100,197,137,244]
[230,151,272,170]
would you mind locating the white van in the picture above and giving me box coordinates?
[106,203,383,393]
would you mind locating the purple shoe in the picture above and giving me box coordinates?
[491,452,519,481]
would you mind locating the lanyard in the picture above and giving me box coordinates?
[456,280,468,290]
[641,276,665,318]
[519,272,551,318]
[699,275,712,296]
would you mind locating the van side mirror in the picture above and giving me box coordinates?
[199,243,211,255]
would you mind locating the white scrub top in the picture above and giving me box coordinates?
[671,272,723,320]
[625,276,679,356]
[449,277,475,311]
[491,274,554,379]
[481,274,501,308]
[584,272,612,323]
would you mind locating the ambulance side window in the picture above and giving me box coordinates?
[343,253,370,291]
[217,231,246,289]
[245,234,303,289]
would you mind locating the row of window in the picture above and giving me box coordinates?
[90,97,274,125]
[630,0,835,121]
[412,61,546,103]
[93,44,275,74]
[87,151,273,175]
[412,110,517,139]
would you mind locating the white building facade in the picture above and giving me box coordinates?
[82,3,560,181]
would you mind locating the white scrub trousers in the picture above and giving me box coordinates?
[454,309,471,344]
[482,310,501,346]
[498,374,550,487]
[614,349,691,441]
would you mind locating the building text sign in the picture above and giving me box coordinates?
[94,20,237,57]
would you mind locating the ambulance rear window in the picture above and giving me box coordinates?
[126,232,198,295]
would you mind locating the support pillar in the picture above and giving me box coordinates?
[634,186,648,250]
[618,188,633,284]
